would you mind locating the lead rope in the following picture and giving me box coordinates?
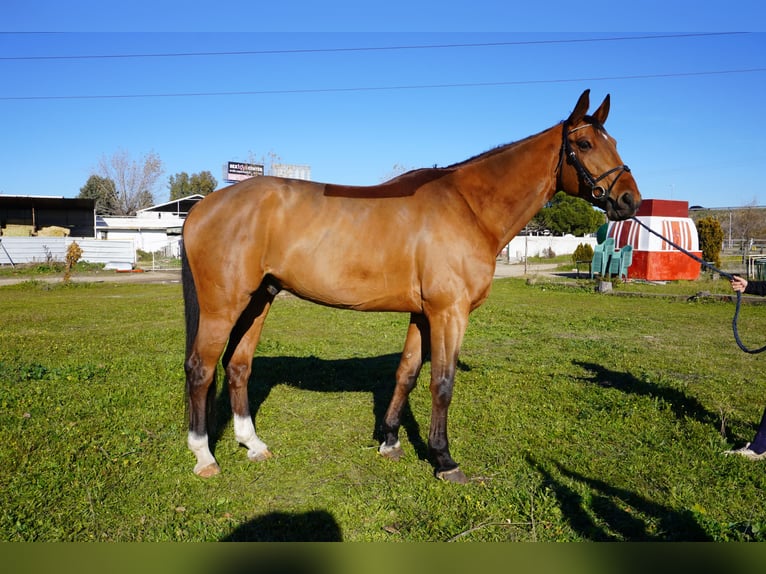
[629,216,766,354]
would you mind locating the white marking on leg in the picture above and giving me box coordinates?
[233,414,271,461]
[187,431,217,474]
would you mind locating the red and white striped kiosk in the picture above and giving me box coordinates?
[607,199,701,281]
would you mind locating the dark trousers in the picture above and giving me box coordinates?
[750,406,766,454]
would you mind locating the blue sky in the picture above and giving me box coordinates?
[2,3,766,209]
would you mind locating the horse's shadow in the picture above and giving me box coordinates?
[221,509,342,542]
[209,511,340,573]
[208,353,430,462]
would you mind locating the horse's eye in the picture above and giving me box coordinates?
[576,139,592,151]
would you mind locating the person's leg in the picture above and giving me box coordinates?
[748,406,766,454]
[724,406,766,459]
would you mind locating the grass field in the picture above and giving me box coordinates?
[2,275,766,542]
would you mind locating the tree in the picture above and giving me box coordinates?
[168,172,190,200]
[168,170,218,200]
[96,150,164,215]
[245,150,281,176]
[78,174,119,215]
[538,192,605,236]
[732,199,766,246]
[379,163,414,182]
[524,212,549,235]
[696,216,724,268]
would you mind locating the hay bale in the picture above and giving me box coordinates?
[2,224,35,236]
[37,226,70,237]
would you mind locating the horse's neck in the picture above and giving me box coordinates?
[455,125,561,251]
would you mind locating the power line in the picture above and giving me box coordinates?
[2,67,764,101]
[0,32,747,61]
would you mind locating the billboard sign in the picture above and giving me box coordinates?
[272,164,311,181]
[225,161,264,182]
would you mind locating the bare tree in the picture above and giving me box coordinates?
[246,150,282,176]
[97,150,164,215]
[380,163,414,182]
[733,198,766,246]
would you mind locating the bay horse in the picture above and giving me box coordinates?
[182,89,641,483]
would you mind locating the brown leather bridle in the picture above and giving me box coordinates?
[560,123,631,201]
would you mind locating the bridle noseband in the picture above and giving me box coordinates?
[559,123,631,201]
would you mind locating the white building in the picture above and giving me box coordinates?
[96,195,203,257]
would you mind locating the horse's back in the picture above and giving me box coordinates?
[184,175,436,255]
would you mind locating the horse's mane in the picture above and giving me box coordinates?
[447,116,609,170]
[445,144,515,169]
[445,123,560,169]
[324,167,453,198]
[323,120,579,198]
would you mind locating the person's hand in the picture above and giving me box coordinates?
[730,275,748,293]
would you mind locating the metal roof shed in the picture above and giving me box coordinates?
[0,196,96,237]
[137,195,204,218]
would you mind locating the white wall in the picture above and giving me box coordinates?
[98,212,185,256]
[0,237,135,266]
[502,235,597,262]
[99,228,180,256]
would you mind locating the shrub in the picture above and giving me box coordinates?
[696,217,723,268]
[136,249,151,262]
[541,247,556,259]
[572,243,594,265]
[63,241,83,283]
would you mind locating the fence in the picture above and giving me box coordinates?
[2,234,596,268]
[0,237,135,266]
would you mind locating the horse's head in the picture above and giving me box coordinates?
[558,89,641,220]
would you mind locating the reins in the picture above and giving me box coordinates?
[630,216,766,354]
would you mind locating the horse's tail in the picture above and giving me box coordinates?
[181,237,217,429]
[181,238,199,361]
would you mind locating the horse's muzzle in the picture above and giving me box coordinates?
[605,190,641,221]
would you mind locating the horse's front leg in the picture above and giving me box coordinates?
[223,291,275,463]
[426,305,470,484]
[379,313,430,460]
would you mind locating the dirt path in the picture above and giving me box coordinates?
[0,269,182,287]
[0,263,564,287]
[493,262,561,278]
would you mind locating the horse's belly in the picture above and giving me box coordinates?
[276,261,422,312]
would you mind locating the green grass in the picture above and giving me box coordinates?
[0,261,106,279]
[2,276,766,541]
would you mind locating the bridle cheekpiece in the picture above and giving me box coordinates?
[560,122,631,201]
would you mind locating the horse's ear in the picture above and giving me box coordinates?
[591,94,611,125]
[567,89,590,125]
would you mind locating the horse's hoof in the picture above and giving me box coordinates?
[194,462,221,478]
[378,441,403,461]
[436,467,468,484]
[248,449,273,462]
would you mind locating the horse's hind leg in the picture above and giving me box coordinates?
[223,286,276,463]
[186,321,230,477]
[379,313,430,460]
